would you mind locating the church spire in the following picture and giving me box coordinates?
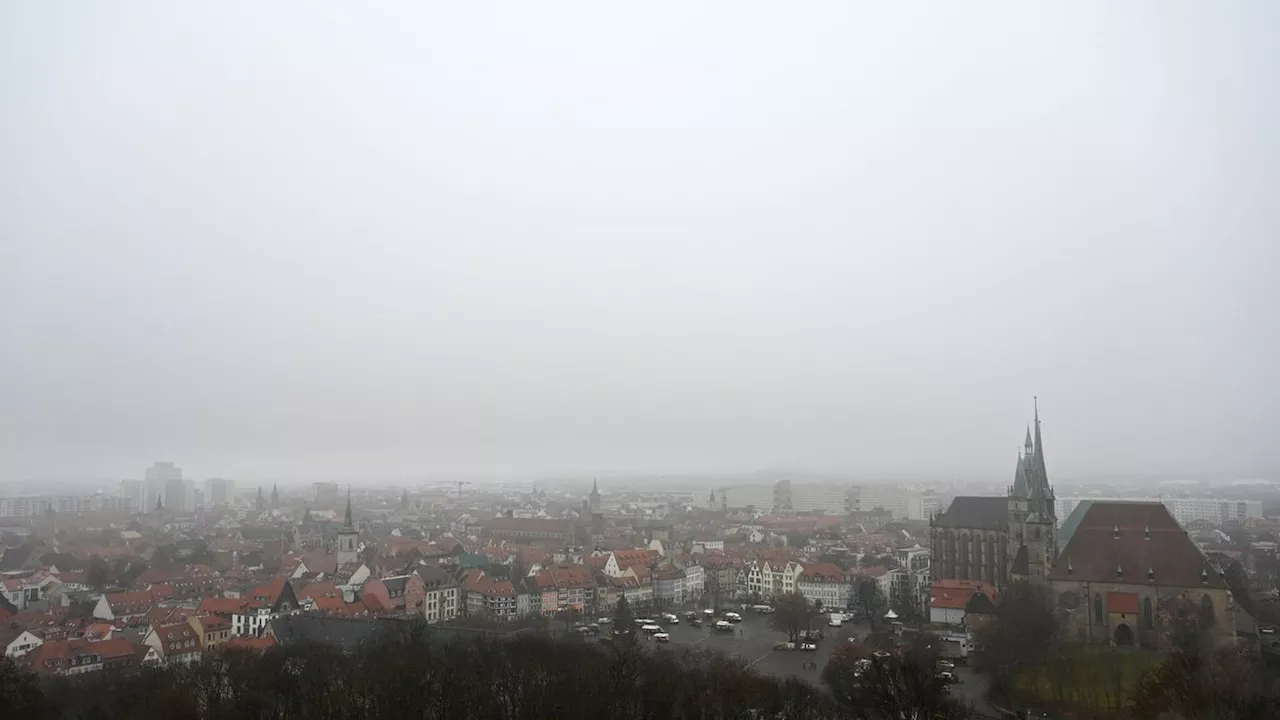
[1011,453,1029,498]
[343,487,354,529]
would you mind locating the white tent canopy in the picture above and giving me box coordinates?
[884,610,899,620]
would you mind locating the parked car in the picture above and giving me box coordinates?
[773,642,796,651]
[828,613,843,627]
[654,633,670,643]
[800,643,818,651]
[597,617,612,625]
[715,620,734,632]
[752,605,776,614]
[1261,626,1276,635]
[799,629,823,641]
[936,671,956,683]
[690,618,702,627]
[724,612,742,622]
[641,624,663,634]
[703,608,716,617]
[936,660,955,672]
[662,613,680,624]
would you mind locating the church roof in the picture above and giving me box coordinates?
[1047,501,1226,588]
[1010,544,1030,575]
[1056,500,1095,548]
[934,497,1008,530]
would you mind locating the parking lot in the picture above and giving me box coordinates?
[628,610,868,683]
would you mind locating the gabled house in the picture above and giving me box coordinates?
[797,562,850,609]
[416,565,460,624]
[92,590,157,622]
[2,628,45,658]
[143,622,202,665]
[188,614,232,651]
[233,577,300,637]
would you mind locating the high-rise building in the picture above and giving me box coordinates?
[313,482,340,508]
[165,476,187,513]
[144,462,182,510]
[119,480,145,512]
[204,478,234,507]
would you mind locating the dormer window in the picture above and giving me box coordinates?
[1200,569,1208,584]
[1112,524,1120,539]
[1116,564,1124,579]
[1066,558,1073,576]
[1147,566,1155,582]
[1144,525,1151,540]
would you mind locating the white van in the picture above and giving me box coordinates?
[828,613,843,627]
[724,612,742,622]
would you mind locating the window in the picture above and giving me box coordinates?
[1094,593,1103,624]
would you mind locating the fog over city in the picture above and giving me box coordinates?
[2,3,1277,485]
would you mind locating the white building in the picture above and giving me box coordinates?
[796,563,850,609]
[717,484,778,513]
[0,494,134,518]
[854,487,938,520]
[775,481,856,515]
[1056,496,1263,528]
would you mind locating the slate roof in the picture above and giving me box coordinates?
[0,544,36,572]
[965,591,997,614]
[1010,545,1030,575]
[1056,500,1094,549]
[933,497,1009,530]
[1047,501,1226,588]
[269,614,408,652]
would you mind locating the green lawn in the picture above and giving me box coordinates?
[1015,646,1164,714]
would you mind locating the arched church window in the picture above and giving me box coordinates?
[1094,593,1104,625]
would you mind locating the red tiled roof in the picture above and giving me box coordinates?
[799,563,846,582]
[1049,502,1226,588]
[153,622,198,655]
[1106,592,1139,615]
[197,597,247,615]
[88,638,136,661]
[105,590,155,615]
[611,550,656,570]
[223,635,275,652]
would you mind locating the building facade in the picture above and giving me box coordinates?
[1056,496,1263,529]
[1047,501,1235,649]
[930,406,1057,588]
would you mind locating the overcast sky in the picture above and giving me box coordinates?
[2,2,1277,484]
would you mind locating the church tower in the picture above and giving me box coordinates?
[589,478,601,514]
[337,488,359,566]
[1008,400,1058,582]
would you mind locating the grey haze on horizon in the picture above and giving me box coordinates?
[2,2,1277,485]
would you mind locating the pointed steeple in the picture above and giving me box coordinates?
[1024,426,1034,455]
[343,487,354,529]
[255,486,264,511]
[270,483,279,508]
[592,477,599,493]
[1011,453,1029,498]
